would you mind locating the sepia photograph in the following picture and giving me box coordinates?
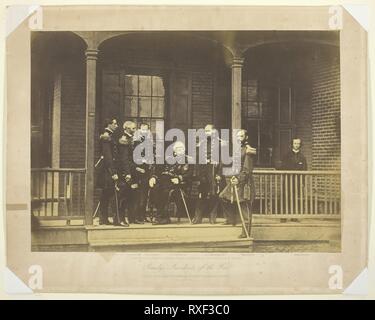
[4,5,368,295]
[30,30,341,253]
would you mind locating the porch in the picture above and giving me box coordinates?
[30,31,341,251]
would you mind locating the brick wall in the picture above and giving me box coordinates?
[295,86,312,169]
[311,47,341,171]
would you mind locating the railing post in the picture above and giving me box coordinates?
[84,48,99,226]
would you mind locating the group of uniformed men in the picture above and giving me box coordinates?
[96,118,257,238]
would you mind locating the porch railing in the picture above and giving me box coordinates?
[252,170,341,218]
[31,168,340,223]
[31,168,86,223]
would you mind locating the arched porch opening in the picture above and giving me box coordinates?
[242,41,340,169]
[96,32,233,138]
[31,31,87,169]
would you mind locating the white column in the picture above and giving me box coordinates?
[231,56,244,131]
[84,48,99,225]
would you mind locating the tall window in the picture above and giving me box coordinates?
[242,78,295,167]
[124,74,165,133]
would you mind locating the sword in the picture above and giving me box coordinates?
[234,185,250,239]
[93,201,100,218]
[179,188,192,224]
[246,201,252,235]
[114,183,121,224]
[146,188,153,222]
[95,156,104,168]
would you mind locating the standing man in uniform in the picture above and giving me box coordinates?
[133,122,154,223]
[96,118,119,225]
[116,120,138,226]
[192,124,226,224]
[149,141,193,225]
[219,129,257,238]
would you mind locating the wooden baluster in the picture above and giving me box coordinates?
[330,175,334,214]
[270,174,273,215]
[280,174,284,215]
[309,175,314,214]
[260,175,263,214]
[265,175,268,214]
[70,172,73,215]
[51,171,55,217]
[290,174,294,215]
[57,172,61,217]
[82,172,86,216]
[299,174,305,214]
[275,174,278,215]
[295,174,298,215]
[44,171,48,216]
[324,175,328,214]
[78,172,81,217]
[285,174,289,215]
[37,172,41,216]
[334,174,338,215]
[304,174,308,215]
[63,172,68,215]
[314,176,318,214]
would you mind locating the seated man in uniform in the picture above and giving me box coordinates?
[149,141,193,225]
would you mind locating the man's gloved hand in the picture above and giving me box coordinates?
[136,167,146,174]
[112,174,119,181]
[149,177,156,188]
[230,176,239,185]
[245,145,257,155]
[125,174,132,182]
[171,178,180,185]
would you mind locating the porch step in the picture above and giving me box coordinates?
[32,217,340,251]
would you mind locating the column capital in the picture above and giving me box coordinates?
[231,56,244,68]
[85,48,99,60]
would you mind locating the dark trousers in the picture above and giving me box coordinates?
[118,187,142,223]
[193,196,220,223]
[154,187,188,221]
[99,187,114,223]
[137,187,149,221]
[221,200,252,226]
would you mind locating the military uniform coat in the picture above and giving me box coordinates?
[96,128,118,189]
[219,142,255,203]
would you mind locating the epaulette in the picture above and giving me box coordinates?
[100,132,112,141]
[118,134,132,145]
[185,155,194,162]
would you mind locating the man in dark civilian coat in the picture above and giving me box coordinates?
[282,138,307,171]
[281,138,307,222]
